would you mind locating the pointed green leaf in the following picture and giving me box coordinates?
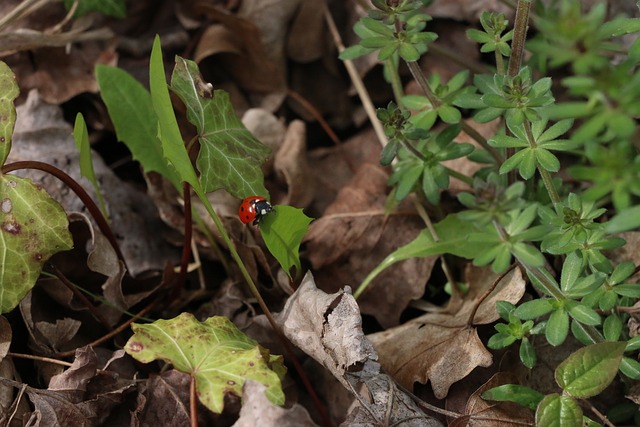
[354,214,490,298]
[535,394,582,427]
[149,36,202,193]
[96,64,180,187]
[73,113,108,218]
[0,62,19,165]
[555,341,626,398]
[170,57,270,198]
[0,176,73,313]
[125,313,285,413]
[482,384,543,410]
[259,206,312,279]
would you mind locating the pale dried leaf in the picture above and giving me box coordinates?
[232,380,319,427]
[343,362,444,427]
[276,272,377,388]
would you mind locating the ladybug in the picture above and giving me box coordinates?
[238,196,273,225]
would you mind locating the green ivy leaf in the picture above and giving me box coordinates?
[0,62,73,313]
[482,384,544,410]
[535,394,582,427]
[170,57,270,198]
[259,206,313,279]
[555,341,626,398]
[125,313,285,413]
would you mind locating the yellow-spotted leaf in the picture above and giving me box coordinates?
[125,313,285,413]
[0,62,72,313]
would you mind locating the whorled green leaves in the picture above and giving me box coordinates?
[170,57,270,198]
[0,62,72,313]
[125,313,285,413]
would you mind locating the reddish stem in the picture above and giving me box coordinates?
[2,160,128,271]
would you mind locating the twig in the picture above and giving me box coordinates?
[51,266,112,329]
[467,263,516,326]
[323,3,389,148]
[7,352,73,367]
[55,295,161,358]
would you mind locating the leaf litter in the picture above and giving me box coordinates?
[0,0,638,425]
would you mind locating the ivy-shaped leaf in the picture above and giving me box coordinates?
[0,62,73,313]
[125,313,285,413]
[170,57,270,198]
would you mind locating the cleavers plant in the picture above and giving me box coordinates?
[342,0,640,425]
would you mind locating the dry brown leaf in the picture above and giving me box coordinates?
[368,266,526,399]
[343,362,444,427]
[286,1,325,63]
[242,107,286,174]
[274,119,315,208]
[276,272,377,389]
[305,163,436,327]
[232,380,320,427]
[139,371,191,427]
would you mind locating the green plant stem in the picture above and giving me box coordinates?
[506,0,532,184]
[495,50,506,75]
[195,195,333,427]
[507,0,532,77]
[404,61,504,163]
[2,160,128,272]
[522,121,560,205]
[386,58,405,107]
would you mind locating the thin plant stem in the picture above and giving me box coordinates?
[507,0,532,78]
[506,0,533,183]
[56,295,161,359]
[195,195,333,427]
[7,352,73,367]
[324,4,389,149]
[173,182,193,295]
[51,266,111,329]
[190,375,198,427]
[522,121,560,205]
[385,58,405,107]
[410,195,460,298]
[2,161,128,271]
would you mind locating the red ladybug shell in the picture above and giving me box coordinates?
[238,196,273,225]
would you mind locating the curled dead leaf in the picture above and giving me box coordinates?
[368,266,526,399]
[276,272,377,389]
